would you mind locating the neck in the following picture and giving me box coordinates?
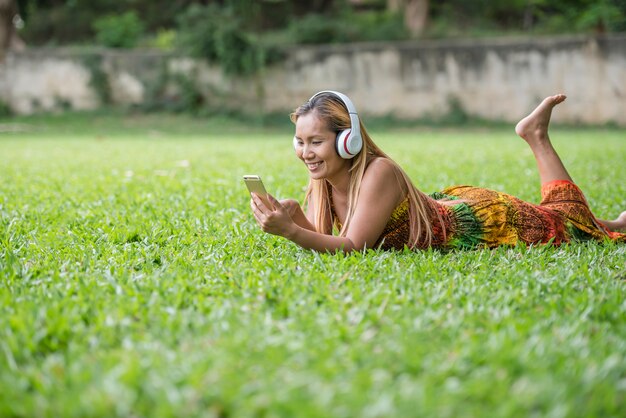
[328,174,350,198]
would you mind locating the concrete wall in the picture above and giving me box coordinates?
[1,34,625,125]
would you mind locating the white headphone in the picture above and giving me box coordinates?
[293,90,363,159]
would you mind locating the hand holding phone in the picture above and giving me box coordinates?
[243,175,274,209]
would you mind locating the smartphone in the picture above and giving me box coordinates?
[243,175,273,209]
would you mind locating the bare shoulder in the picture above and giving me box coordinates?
[364,156,393,174]
[361,157,407,200]
[363,157,403,186]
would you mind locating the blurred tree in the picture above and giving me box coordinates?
[93,10,145,48]
[388,0,429,36]
[16,0,345,44]
[428,0,625,35]
[176,3,266,75]
[0,0,24,60]
[576,0,624,33]
[17,0,198,44]
[10,0,626,47]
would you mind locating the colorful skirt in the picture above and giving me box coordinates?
[438,180,625,249]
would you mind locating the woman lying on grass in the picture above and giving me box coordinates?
[250,91,626,252]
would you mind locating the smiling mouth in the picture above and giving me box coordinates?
[306,161,322,170]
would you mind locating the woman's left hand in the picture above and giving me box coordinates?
[250,193,296,238]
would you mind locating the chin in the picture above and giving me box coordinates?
[309,171,326,180]
[304,163,326,178]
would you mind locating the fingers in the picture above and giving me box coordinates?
[250,194,269,216]
[250,197,271,232]
[250,193,297,236]
[250,196,274,233]
[250,192,294,235]
[279,199,297,217]
[267,193,282,210]
[250,193,282,224]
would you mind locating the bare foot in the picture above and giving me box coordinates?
[515,94,567,146]
[599,211,626,233]
[613,211,626,232]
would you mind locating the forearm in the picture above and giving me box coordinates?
[286,225,357,253]
[253,195,358,252]
[290,208,316,232]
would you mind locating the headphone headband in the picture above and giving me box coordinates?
[297,90,363,159]
[308,90,362,140]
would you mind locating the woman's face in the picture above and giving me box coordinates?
[294,111,350,182]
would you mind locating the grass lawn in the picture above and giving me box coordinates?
[1,111,625,417]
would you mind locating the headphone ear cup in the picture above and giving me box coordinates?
[336,129,362,159]
[335,130,351,159]
[348,133,363,157]
[293,136,298,151]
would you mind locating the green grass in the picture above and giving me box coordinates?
[1,112,626,417]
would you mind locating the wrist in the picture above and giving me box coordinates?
[284,222,300,241]
[286,200,299,218]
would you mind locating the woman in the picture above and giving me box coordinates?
[250,91,626,252]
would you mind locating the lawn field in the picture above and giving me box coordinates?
[1,112,626,417]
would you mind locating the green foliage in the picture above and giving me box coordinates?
[576,0,625,31]
[165,74,205,114]
[1,112,626,416]
[93,11,145,48]
[19,0,192,45]
[0,100,13,118]
[81,54,111,105]
[139,64,262,117]
[53,96,72,111]
[174,4,220,61]
[288,11,408,44]
[352,10,409,41]
[141,68,206,114]
[175,4,264,76]
[442,96,470,125]
[147,28,177,50]
[288,13,350,44]
[17,0,626,49]
[426,0,626,36]
[287,10,408,44]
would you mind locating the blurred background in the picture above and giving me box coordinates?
[1,0,625,125]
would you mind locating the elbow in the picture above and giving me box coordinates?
[341,238,370,253]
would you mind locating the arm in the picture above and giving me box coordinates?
[251,193,356,252]
[250,159,405,253]
[341,158,406,249]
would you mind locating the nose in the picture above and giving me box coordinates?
[300,143,314,158]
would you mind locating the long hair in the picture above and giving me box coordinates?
[290,92,441,249]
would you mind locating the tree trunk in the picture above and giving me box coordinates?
[0,0,22,61]
[404,0,429,37]
[387,0,403,13]
[387,0,429,37]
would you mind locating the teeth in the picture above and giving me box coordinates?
[308,162,321,169]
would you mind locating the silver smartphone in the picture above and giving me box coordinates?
[243,175,273,209]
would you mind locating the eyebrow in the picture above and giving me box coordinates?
[294,133,330,141]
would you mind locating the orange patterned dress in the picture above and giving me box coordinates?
[373,180,625,251]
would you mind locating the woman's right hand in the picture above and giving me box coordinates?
[251,193,296,239]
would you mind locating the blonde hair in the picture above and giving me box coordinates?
[290,92,442,249]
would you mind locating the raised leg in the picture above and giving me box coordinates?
[516,95,626,234]
[515,94,571,185]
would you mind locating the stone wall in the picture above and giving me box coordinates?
[1,34,625,125]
